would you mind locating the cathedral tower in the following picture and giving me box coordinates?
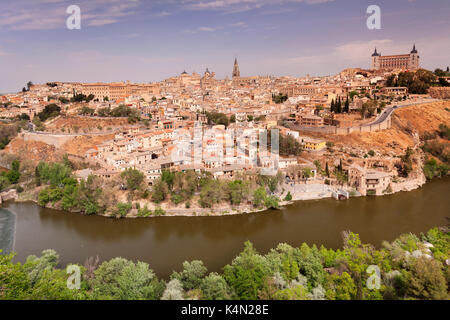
[232,58,240,78]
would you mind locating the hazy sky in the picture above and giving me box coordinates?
[1,0,449,93]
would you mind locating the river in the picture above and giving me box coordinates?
[0,177,449,278]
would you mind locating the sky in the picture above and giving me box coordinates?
[0,0,449,93]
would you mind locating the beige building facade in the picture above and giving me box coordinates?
[371,45,420,71]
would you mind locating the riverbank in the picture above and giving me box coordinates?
[3,172,429,219]
[12,191,287,218]
[2,176,449,279]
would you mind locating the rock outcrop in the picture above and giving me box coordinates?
[0,189,18,205]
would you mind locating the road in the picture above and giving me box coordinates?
[363,98,439,127]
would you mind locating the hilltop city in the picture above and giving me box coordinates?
[0,45,449,216]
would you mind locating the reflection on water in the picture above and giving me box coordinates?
[0,208,15,254]
[2,177,449,278]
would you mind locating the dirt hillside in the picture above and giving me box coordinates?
[4,138,64,162]
[61,134,115,156]
[394,101,450,136]
[313,100,450,153]
[46,116,129,133]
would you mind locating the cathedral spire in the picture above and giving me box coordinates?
[232,58,240,78]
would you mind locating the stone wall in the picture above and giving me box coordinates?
[391,173,426,194]
[297,115,392,135]
[20,132,79,149]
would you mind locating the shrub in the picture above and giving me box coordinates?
[284,192,292,201]
[115,203,132,217]
[264,195,279,209]
[38,189,50,206]
[153,207,166,216]
[171,193,184,205]
[137,205,152,217]
[84,201,99,215]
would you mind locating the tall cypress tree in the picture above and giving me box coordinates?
[330,99,335,113]
[337,97,342,114]
[344,97,350,113]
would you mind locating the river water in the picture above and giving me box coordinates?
[0,177,449,278]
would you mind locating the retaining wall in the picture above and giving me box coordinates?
[20,132,79,149]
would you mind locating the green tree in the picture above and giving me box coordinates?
[27,267,85,300]
[272,93,288,104]
[151,178,169,203]
[171,260,208,291]
[36,162,72,186]
[0,252,31,299]
[201,273,231,300]
[279,134,302,156]
[274,285,309,300]
[161,279,184,300]
[302,168,313,181]
[253,187,267,208]
[407,257,448,300]
[161,170,175,190]
[344,97,350,113]
[336,97,342,114]
[198,180,227,208]
[0,176,10,191]
[90,257,163,300]
[121,168,145,191]
[78,106,95,116]
[257,172,283,193]
[349,91,358,101]
[23,249,59,286]
[223,241,271,300]
[264,195,279,209]
[205,112,230,127]
[325,272,357,300]
[6,160,20,184]
[228,180,249,205]
[37,104,61,122]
